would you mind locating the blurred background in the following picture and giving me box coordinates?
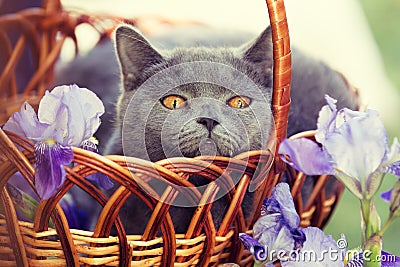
[2,0,400,256]
[325,0,400,256]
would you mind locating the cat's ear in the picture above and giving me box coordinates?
[115,24,164,90]
[240,26,273,81]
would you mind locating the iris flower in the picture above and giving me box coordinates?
[239,183,343,266]
[239,183,306,265]
[278,95,400,200]
[239,183,400,267]
[3,84,112,199]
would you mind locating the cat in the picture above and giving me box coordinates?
[54,24,359,233]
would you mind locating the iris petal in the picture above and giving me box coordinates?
[252,183,304,259]
[73,86,105,139]
[238,233,268,262]
[346,252,364,267]
[253,213,284,245]
[34,139,74,200]
[38,85,105,146]
[383,161,400,179]
[253,216,297,259]
[66,84,104,144]
[39,95,70,143]
[291,228,306,250]
[271,226,297,258]
[297,227,344,267]
[380,189,392,203]
[80,138,114,190]
[315,95,337,144]
[3,102,48,141]
[261,198,280,216]
[256,184,300,240]
[270,183,300,229]
[384,138,400,166]
[279,138,335,175]
[59,193,89,229]
[301,227,341,252]
[323,110,387,183]
[80,137,99,152]
[381,251,400,267]
[335,108,368,129]
[86,173,114,191]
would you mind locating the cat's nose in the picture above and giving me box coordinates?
[197,117,219,132]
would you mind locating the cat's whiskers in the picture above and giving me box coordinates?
[221,128,247,145]
[178,130,198,140]
[178,138,202,152]
[158,141,186,158]
[178,133,203,145]
[212,132,240,151]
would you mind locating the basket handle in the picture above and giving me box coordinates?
[266,0,292,173]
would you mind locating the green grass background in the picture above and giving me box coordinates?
[324,0,400,256]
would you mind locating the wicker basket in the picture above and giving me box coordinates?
[0,0,347,266]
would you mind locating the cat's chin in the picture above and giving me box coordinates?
[180,147,233,158]
[181,135,241,158]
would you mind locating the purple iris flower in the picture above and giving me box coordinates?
[3,84,112,199]
[278,95,400,200]
[240,183,400,266]
[239,183,306,264]
[381,190,392,203]
[59,193,90,229]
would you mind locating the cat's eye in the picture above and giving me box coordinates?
[161,95,187,110]
[227,96,251,109]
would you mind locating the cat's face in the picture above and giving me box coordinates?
[114,25,274,161]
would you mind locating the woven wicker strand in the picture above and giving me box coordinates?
[248,0,292,228]
[267,0,292,164]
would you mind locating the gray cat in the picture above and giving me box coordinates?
[55,25,359,233]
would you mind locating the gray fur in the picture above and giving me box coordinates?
[109,25,274,161]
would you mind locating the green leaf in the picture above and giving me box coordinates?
[6,184,54,228]
[370,201,381,234]
[6,184,38,221]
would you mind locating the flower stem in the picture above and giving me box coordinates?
[378,216,395,236]
[361,199,372,244]
[253,262,265,267]
[363,234,382,267]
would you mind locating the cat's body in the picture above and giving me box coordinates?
[55,25,359,233]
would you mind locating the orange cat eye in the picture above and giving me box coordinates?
[161,95,187,110]
[227,96,251,109]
